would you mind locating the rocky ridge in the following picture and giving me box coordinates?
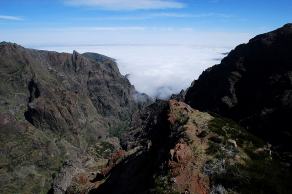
[185,24,292,155]
[0,42,150,194]
[85,100,291,194]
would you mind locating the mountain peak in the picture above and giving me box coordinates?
[0,43,151,194]
[283,23,292,28]
[185,24,292,155]
[0,41,22,48]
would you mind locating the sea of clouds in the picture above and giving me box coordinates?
[39,44,231,98]
[3,26,255,98]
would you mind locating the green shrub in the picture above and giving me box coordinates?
[93,141,115,158]
[109,121,129,138]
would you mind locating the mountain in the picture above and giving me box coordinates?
[87,25,292,194]
[0,42,151,194]
[87,100,291,194]
[1,23,292,194]
[185,24,292,156]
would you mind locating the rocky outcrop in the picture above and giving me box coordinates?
[0,42,150,193]
[185,24,292,153]
[0,42,144,139]
[87,100,292,194]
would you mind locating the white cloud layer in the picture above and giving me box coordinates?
[1,26,255,98]
[0,15,23,21]
[65,0,185,10]
[40,44,231,98]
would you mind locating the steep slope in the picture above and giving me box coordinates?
[86,100,291,194]
[185,24,292,155]
[0,42,149,194]
[2,22,292,194]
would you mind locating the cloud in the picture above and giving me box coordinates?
[1,26,255,98]
[64,0,185,10]
[52,44,234,99]
[150,12,195,18]
[150,12,234,18]
[0,15,23,21]
[65,26,146,31]
[75,12,234,21]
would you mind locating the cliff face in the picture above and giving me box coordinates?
[88,100,292,194]
[1,23,292,194]
[0,42,150,194]
[0,42,143,139]
[185,24,292,152]
[84,24,292,194]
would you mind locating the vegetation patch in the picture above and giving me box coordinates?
[109,121,130,139]
[206,116,292,194]
[208,116,264,149]
[151,173,180,194]
[89,141,116,159]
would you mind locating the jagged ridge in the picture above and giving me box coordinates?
[0,42,151,194]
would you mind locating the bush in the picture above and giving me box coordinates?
[109,121,129,138]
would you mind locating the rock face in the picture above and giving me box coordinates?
[2,23,292,194]
[0,42,143,140]
[88,100,292,194]
[185,24,292,152]
[0,42,150,194]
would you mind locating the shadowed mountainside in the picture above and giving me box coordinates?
[88,100,292,194]
[185,24,292,156]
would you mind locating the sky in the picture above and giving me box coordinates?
[1,0,292,98]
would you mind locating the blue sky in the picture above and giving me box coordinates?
[1,0,292,28]
[1,0,292,97]
[1,0,292,45]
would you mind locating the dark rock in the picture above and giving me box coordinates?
[0,42,151,194]
[0,42,149,143]
[170,89,186,101]
[197,130,208,138]
[209,135,224,143]
[185,24,292,152]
